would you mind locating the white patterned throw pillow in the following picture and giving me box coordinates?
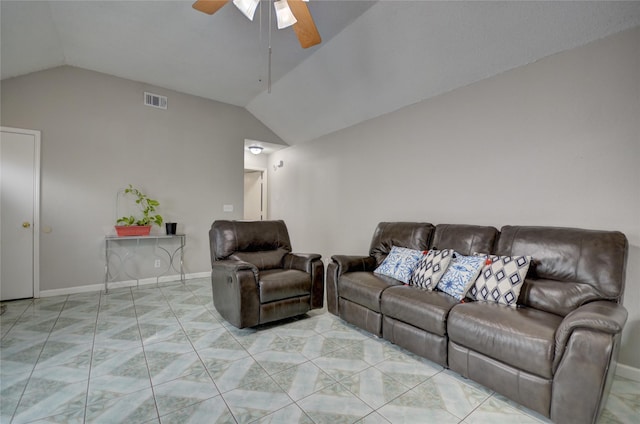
[374,246,424,284]
[436,252,486,300]
[410,249,453,290]
[469,254,531,307]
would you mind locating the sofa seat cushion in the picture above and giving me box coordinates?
[339,272,403,312]
[259,269,311,303]
[448,302,563,379]
[381,285,459,336]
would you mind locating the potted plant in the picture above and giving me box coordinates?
[115,184,164,236]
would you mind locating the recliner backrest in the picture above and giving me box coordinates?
[209,220,292,269]
[496,226,628,315]
[430,224,498,255]
[368,222,434,265]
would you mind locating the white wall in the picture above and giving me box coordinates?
[268,28,640,369]
[1,65,284,291]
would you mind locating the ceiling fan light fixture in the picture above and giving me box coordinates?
[274,0,297,29]
[233,0,260,21]
[248,145,264,155]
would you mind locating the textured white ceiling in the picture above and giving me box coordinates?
[2,1,640,145]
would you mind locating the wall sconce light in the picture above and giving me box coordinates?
[273,160,284,171]
[248,145,264,155]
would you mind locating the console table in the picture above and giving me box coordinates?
[104,234,185,293]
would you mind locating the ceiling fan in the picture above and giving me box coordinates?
[192,0,322,49]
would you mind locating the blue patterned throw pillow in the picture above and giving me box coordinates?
[469,254,531,307]
[436,252,485,300]
[410,249,453,290]
[374,246,424,284]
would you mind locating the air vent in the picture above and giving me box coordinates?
[144,92,167,110]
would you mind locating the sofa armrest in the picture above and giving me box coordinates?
[326,255,377,316]
[283,253,322,273]
[554,301,628,372]
[551,301,627,423]
[331,255,377,274]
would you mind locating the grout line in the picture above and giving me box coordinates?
[9,296,68,423]
[155,281,239,423]
[131,287,162,423]
[82,290,103,423]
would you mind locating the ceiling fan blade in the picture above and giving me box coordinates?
[287,0,321,49]
[192,0,229,15]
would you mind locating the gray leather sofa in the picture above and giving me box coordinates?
[327,222,628,424]
[209,220,324,328]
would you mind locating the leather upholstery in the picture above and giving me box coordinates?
[231,249,289,270]
[209,220,324,328]
[551,329,620,424]
[430,224,498,255]
[381,286,458,336]
[210,220,292,262]
[259,269,312,303]
[339,297,384,336]
[327,255,377,315]
[369,222,434,265]
[333,222,433,331]
[339,272,402,312]
[448,302,562,379]
[553,300,627,372]
[328,222,628,424]
[448,341,552,416]
[497,226,628,315]
[383,316,448,366]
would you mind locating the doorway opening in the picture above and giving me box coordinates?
[243,139,286,222]
[1,126,41,301]
[244,170,265,220]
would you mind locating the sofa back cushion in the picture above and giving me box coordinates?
[209,220,292,268]
[369,222,434,266]
[496,226,628,316]
[430,224,498,255]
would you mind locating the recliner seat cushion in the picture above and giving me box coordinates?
[448,302,563,379]
[259,269,311,303]
[339,272,403,312]
[381,285,459,336]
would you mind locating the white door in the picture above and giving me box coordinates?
[1,127,40,301]
[244,171,263,221]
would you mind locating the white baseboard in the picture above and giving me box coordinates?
[39,272,210,297]
[616,363,640,382]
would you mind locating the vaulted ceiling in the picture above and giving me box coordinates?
[2,1,640,145]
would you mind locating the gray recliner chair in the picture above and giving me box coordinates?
[209,220,324,328]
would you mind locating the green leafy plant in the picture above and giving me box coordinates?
[116,184,163,227]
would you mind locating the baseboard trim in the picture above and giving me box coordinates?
[616,363,640,382]
[39,272,210,297]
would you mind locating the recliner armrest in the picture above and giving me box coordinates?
[283,253,324,310]
[553,300,628,371]
[212,259,259,279]
[331,255,377,275]
[283,253,322,273]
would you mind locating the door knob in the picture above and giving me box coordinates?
[22,222,31,228]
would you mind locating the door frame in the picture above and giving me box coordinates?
[243,166,268,221]
[1,126,41,298]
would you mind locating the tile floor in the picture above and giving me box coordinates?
[1,278,638,424]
